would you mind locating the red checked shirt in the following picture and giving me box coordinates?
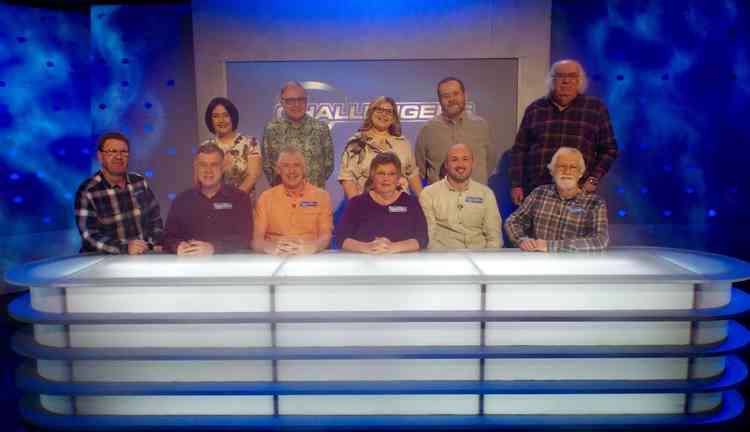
[509,94,618,191]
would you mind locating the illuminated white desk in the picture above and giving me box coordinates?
[5,247,750,429]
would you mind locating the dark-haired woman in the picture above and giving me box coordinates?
[201,97,262,194]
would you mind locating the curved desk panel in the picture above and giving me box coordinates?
[5,247,750,428]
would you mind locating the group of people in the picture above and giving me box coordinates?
[74,59,617,256]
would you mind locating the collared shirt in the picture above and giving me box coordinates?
[415,111,496,185]
[509,94,618,191]
[419,178,502,249]
[336,192,428,249]
[504,184,609,252]
[74,171,164,254]
[254,181,333,242]
[200,133,261,190]
[338,131,419,193]
[163,184,252,253]
[261,114,334,188]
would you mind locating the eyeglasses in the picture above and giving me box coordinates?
[373,107,395,117]
[100,149,129,157]
[553,73,580,81]
[281,97,308,105]
[555,163,581,172]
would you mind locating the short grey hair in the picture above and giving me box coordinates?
[545,59,588,94]
[276,145,307,173]
[547,147,586,174]
[279,81,306,97]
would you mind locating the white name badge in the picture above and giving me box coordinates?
[388,205,408,213]
[213,202,233,210]
[300,201,319,208]
[465,196,484,204]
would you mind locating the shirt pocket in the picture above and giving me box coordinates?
[460,204,486,228]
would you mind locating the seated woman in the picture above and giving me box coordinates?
[338,96,423,199]
[337,152,428,254]
[201,97,262,194]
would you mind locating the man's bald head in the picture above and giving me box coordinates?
[444,143,474,184]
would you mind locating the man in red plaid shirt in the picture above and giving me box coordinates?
[509,59,618,206]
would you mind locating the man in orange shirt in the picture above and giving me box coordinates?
[252,147,333,255]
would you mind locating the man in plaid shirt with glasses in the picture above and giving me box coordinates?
[505,147,609,253]
[74,132,164,254]
[509,59,618,206]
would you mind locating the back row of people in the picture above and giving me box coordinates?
[75,59,616,255]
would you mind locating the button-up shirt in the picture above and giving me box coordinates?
[254,181,333,242]
[504,184,609,252]
[75,171,163,254]
[261,114,334,188]
[419,178,502,249]
[415,111,496,184]
[338,131,419,193]
[163,185,251,253]
[509,94,618,191]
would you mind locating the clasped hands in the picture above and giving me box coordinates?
[362,237,399,254]
[177,240,215,256]
[267,236,315,256]
[518,238,548,252]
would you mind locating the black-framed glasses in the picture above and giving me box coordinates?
[553,73,580,81]
[100,149,130,157]
[281,97,308,105]
[373,107,395,117]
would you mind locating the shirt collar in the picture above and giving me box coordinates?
[282,180,309,198]
[440,111,465,125]
[547,93,583,110]
[282,113,309,127]
[194,183,230,200]
[443,177,473,192]
[98,171,130,189]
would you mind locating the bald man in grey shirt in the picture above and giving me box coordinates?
[416,77,497,185]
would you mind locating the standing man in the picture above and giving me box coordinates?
[163,144,252,255]
[419,144,501,250]
[253,147,333,255]
[261,81,334,188]
[416,77,497,185]
[75,132,163,254]
[509,59,618,206]
[505,147,609,252]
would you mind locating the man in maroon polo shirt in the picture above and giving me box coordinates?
[163,143,252,255]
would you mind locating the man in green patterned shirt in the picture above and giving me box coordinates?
[261,81,334,188]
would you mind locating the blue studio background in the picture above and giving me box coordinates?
[1,0,749,430]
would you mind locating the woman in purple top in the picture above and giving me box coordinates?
[337,152,428,253]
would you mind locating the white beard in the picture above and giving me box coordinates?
[555,177,578,191]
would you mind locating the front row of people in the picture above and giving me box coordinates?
[75,132,609,256]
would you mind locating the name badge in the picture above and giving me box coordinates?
[567,206,584,213]
[213,202,233,210]
[388,205,407,213]
[300,201,319,208]
[465,196,484,204]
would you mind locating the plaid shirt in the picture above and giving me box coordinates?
[504,184,609,252]
[74,171,164,254]
[509,94,618,190]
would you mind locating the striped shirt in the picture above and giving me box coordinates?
[509,94,618,191]
[74,172,164,254]
[504,184,608,252]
